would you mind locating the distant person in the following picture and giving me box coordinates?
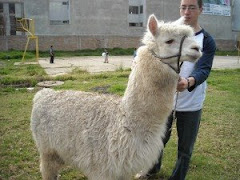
[236,33,240,50]
[103,49,109,63]
[50,45,54,64]
[133,48,137,58]
[131,48,138,69]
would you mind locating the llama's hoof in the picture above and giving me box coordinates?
[134,172,158,180]
[134,173,149,179]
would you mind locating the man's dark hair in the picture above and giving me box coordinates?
[198,0,203,8]
[181,0,203,8]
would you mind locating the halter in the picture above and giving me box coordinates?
[151,35,187,73]
[151,35,187,122]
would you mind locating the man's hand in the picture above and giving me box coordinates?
[177,77,188,92]
[177,77,195,92]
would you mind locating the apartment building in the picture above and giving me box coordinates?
[0,0,238,51]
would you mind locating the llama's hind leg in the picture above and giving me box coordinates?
[40,152,64,180]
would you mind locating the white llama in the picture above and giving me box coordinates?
[31,14,201,180]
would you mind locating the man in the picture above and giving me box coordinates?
[136,0,216,179]
[50,45,54,64]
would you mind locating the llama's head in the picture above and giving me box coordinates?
[142,14,202,72]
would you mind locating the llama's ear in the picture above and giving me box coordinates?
[173,16,185,25]
[148,14,158,36]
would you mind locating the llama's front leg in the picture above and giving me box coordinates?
[40,152,64,180]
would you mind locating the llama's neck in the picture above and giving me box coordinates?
[121,46,179,132]
[107,47,179,174]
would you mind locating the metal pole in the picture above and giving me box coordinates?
[22,37,30,62]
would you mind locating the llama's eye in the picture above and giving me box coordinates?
[166,39,174,44]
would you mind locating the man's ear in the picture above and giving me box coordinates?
[199,7,203,14]
[148,14,158,36]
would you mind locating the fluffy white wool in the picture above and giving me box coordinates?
[31,14,201,180]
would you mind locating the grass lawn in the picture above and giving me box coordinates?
[0,51,239,180]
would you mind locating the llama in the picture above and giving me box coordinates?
[31,14,201,180]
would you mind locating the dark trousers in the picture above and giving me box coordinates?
[50,55,54,63]
[148,110,202,180]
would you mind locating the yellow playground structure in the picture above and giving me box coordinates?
[16,18,39,62]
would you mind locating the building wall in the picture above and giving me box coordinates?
[0,0,238,51]
[24,0,142,36]
[0,35,141,51]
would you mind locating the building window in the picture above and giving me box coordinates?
[0,3,24,36]
[128,4,143,27]
[129,23,143,27]
[49,0,70,25]
[62,1,69,5]
[9,3,15,14]
[0,3,3,13]
[140,5,143,14]
[129,6,138,14]
[9,3,16,35]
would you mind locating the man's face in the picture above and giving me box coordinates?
[180,0,202,26]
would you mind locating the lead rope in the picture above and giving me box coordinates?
[169,80,181,133]
[172,36,187,121]
[173,87,180,121]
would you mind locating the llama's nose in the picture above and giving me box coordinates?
[191,46,200,52]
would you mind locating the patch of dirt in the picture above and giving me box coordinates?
[0,61,6,67]
[37,81,64,87]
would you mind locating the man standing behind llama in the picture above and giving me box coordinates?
[49,45,54,64]
[136,0,216,179]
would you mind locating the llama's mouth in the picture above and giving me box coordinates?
[187,54,201,61]
[189,54,199,58]
[187,51,202,60]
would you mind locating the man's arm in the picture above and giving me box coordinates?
[188,33,216,91]
[177,32,216,92]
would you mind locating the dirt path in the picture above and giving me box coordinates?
[38,56,240,76]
